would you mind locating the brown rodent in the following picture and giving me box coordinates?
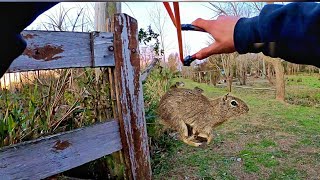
[158,88,249,147]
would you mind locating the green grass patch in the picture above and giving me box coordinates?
[260,139,277,148]
[286,75,320,88]
[285,75,320,107]
[151,76,320,179]
[268,168,307,180]
[239,139,283,173]
[239,149,261,172]
[298,136,320,148]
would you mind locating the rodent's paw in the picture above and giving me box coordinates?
[194,142,204,147]
[198,142,207,148]
[195,136,208,143]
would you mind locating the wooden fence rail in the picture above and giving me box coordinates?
[8,31,114,72]
[0,120,121,180]
[0,13,151,180]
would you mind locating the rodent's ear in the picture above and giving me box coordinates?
[220,96,227,105]
[222,93,229,101]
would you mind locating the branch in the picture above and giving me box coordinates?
[141,58,160,82]
[208,2,229,16]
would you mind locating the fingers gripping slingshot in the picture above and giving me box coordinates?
[163,2,207,66]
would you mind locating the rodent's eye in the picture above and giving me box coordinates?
[230,100,238,107]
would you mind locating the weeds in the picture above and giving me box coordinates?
[142,65,179,174]
[0,68,113,147]
[0,68,120,179]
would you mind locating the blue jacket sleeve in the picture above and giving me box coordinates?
[234,2,320,67]
[0,3,58,77]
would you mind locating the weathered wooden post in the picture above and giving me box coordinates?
[113,13,152,179]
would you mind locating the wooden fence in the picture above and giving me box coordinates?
[0,13,151,180]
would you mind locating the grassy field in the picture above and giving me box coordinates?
[152,76,320,180]
[285,75,320,107]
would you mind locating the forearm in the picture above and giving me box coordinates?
[234,2,320,67]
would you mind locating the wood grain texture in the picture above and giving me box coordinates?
[93,31,114,67]
[0,120,121,180]
[7,30,114,73]
[114,14,152,180]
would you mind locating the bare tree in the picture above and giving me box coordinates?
[236,54,253,85]
[205,2,257,91]
[261,54,285,101]
[183,37,192,58]
[147,3,169,62]
[167,53,179,73]
[249,2,265,14]
[207,2,286,102]
[94,2,121,32]
[205,2,255,18]
[286,62,300,75]
[221,53,237,92]
[273,59,285,101]
[195,57,221,86]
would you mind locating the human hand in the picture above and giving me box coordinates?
[191,16,241,59]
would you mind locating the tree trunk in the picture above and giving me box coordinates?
[262,54,285,101]
[262,59,266,79]
[266,63,275,85]
[242,71,246,85]
[227,76,232,92]
[94,3,123,179]
[272,58,285,101]
[94,2,121,82]
[257,60,260,77]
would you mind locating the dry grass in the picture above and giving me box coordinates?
[0,68,114,147]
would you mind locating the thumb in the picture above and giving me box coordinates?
[193,43,221,60]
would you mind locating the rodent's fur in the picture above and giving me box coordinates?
[158,87,249,147]
[193,86,204,94]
